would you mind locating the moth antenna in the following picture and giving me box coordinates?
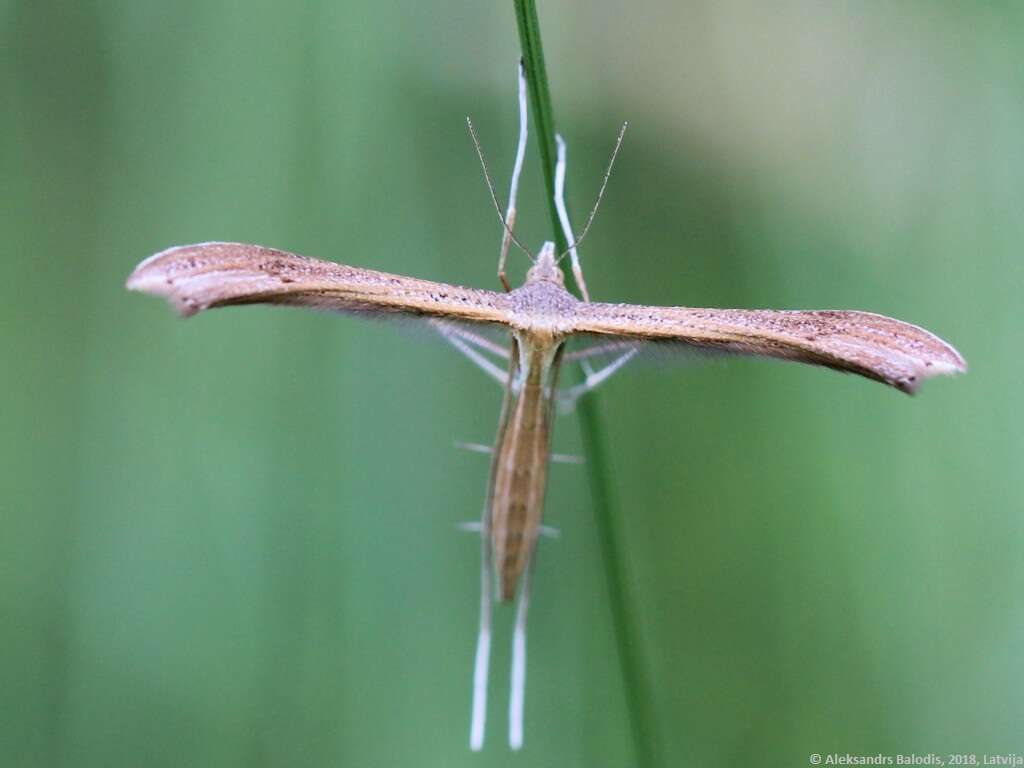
[557,121,628,261]
[466,117,534,263]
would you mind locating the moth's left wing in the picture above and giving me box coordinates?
[571,302,965,394]
[126,242,512,326]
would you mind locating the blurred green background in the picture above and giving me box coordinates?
[2,1,1021,766]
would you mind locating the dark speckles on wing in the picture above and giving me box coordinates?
[127,242,965,394]
[570,302,965,394]
[126,242,512,326]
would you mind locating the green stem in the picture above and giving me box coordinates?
[578,407,657,768]
[512,0,568,255]
[511,3,656,766]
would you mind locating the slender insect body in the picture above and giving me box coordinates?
[126,65,965,753]
[491,242,575,603]
[490,333,565,602]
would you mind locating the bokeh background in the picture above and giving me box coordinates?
[3,1,1021,766]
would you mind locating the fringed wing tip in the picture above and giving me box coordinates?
[126,272,199,317]
[769,309,967,395]
[888,339,967,395]
[126,243,234,318]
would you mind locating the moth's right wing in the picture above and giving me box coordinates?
[571,302,966,394]
[126,242,512,326]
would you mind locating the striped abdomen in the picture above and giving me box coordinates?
[489,340,563,602]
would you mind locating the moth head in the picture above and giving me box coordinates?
[526,241,565,286]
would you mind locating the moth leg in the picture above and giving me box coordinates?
[458,441,580,466]
[470,505,494,751]
[454,440,494,456]
[538,525,561,540]
[433,321,510,387]
[498,62,529,292]
[564,341,639,363]
[554,133,607,392]
[550,452,584,465]
[445,326,510,359]
[445,335,508,386]
[554,133,591,304]
[558,347,640,410]
[509,548,536,750]
[457,522,560,539]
